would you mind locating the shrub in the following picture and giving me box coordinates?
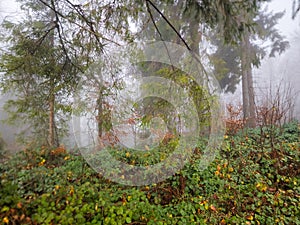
[225,103,245,135]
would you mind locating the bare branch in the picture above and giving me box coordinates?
[292,0,300,19]
[145,0,210,82]
[145,0,191,51]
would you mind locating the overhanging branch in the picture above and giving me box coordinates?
[145,0,210,84]
[292,0,300,19]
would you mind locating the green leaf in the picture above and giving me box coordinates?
[125,217,132,223]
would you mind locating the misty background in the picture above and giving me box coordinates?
[0,0,299,152]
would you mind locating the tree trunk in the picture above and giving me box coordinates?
[241,33,256,128]
[48,87,58,147]
[97,89,103,138]
[242,68,250,121]
[48,4,59,147]
[247,65,256,128]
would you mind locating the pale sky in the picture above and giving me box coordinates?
[1,0,299,36]
[1,0,299,33]
[267,0,300,37]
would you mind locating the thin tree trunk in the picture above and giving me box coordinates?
[242,69,250,121]
[48,87,58,147]
[97,89,103,138]
[241,36,249,122]
[48,3,59,147]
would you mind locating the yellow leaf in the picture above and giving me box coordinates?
[204,203,209,210]
[1,206,9,212]
[285,178,290,183]
[200,200,207,205]
[246,215,253,221]
[69,186,74,195]
[39,158,46,166]
[3,217,9,224]
[261,185,268,192]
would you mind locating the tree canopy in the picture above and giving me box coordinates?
[0,0,290,144]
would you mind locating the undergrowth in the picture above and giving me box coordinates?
[0,122,299,225]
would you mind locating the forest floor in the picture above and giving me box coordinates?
[1,121,299,225]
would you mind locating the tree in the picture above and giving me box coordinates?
[0,1,80,147]
[0,0,283,147]
[210,6,289,127]
[142,0,271,45]
[33,0,139,140]
[0,0,140,146]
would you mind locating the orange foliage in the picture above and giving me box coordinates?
[162,132,175,145]
[225,104,245,135]
[50,146,66,156]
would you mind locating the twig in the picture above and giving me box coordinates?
[145,0,211,85]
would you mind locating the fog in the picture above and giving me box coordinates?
[0,0,299,153]
[226,32,300,122]
[0,93,26,152]
[256,0,300,121]
[256,34,300,120]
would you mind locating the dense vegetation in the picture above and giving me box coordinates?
[0,1,299,224]
[1,121,299,225]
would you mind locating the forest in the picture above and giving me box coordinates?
[0,0,299,224]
